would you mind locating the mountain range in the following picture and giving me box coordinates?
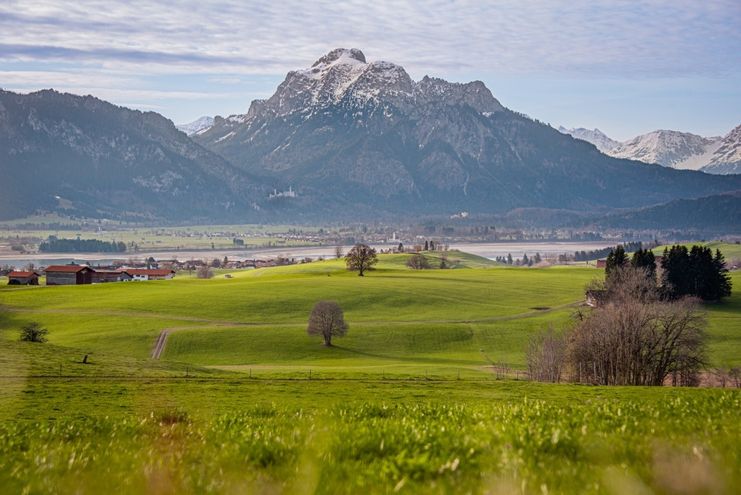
[2,48,741,224]
[558,125,741,174]
[0,89,264,221]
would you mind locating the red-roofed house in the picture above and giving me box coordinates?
[45,265,94,285]
[126,269,176,281]
[7,271,40,285]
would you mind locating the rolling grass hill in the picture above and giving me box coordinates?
[2,252,739,374]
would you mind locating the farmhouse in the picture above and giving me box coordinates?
[126,268,176,281]
[45,265,94,285]
[595,259,607,268]
[585,289,607,307]
[7,270,40,285]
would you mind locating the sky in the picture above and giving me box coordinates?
[1,0,739,141]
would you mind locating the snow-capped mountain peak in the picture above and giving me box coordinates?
[176,116,214,136]
[558,124,741,174]
[302,48,367,76]
[701,125,741,175]
[558,127,619,152]
[237,48,504,123]
[610,130,718,169]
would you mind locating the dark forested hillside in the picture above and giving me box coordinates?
[587,191,741,232]
[0,89,266,221]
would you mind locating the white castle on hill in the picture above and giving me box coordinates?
[268,186,297,199]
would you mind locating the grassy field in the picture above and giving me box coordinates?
[653,241,741,260]
[1,251,740,493]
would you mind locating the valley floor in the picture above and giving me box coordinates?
[0,251,740,493]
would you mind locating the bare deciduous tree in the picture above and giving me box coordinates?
[406,253,431,270]
[334,246,344,259]
[196,264,213,279]
[570,298,706,386]
[307,301,348,346]
[345,244,378,276]
[529,266,708,387]
[526,327,566,383]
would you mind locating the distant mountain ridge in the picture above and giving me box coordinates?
[586,191,741,232]
[0,89,264,221]
[558,125,741,174]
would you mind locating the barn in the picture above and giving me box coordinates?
[45,265,95,285]
[92,269,133,283]
[7,270,40,285]
[126,269,176,281]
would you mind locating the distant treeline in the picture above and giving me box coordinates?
[39,236,126,253]
[574,241,645,261]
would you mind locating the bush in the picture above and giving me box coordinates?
[196,265,214,279]
[20,322,48,343]
[406,253,431,270]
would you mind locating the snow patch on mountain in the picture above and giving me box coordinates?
[176,116,214,135]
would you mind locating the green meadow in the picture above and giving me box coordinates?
[1,250,740,493]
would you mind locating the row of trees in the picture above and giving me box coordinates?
[662,245,732,300]
[39,236,127,253]
[574,242,644,262]
[606,244,732,301]
[494,253,543,266]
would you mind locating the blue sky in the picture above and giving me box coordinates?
[1,0,739,140]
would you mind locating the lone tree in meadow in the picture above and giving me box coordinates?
[20,322,48,343]
[345,243,378,276]
[307,301,348,346]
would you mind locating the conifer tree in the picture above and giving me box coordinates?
[605,245,628,279]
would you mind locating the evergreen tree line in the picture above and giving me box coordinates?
[495,252,542,266]
[575,241,644,262]
[39,236,127,253]
[605,244,732,301]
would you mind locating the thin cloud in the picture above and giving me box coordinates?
[1,0,738,132]
[1,0,738,76]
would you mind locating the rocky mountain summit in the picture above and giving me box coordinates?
[195,48,739,218]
